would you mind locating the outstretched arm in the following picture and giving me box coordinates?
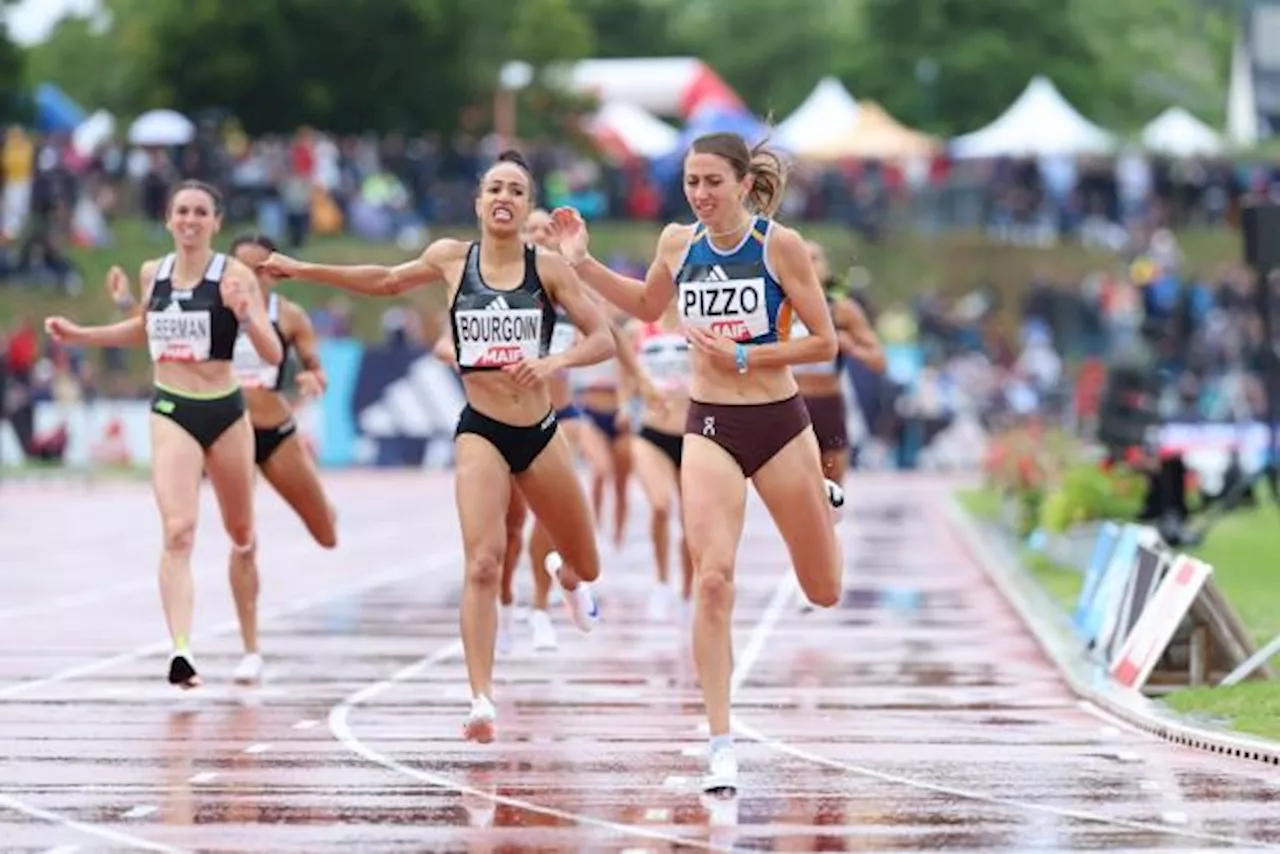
[260,239,463,298]
[539,253,615,370]
[555,209,683,323]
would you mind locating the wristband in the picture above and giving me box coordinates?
[734,343,749,374]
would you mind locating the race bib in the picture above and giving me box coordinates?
[572,358,617,390]
[549,320,577,356]
[788,318,836,375]
[146,310,212,363]
[679,276,768,341]
[454,308,543,368]
[232,330,280,389]
[640,337,690,390]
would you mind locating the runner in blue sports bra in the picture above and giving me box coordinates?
[554,132,846,795]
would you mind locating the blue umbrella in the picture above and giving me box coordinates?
[34,83,86,133]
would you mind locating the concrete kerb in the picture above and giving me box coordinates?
[943,498,1280,768]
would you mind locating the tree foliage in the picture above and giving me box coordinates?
[0,0,27,125]
[14,0,1236,137]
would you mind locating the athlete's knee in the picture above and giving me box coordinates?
[225,519,255,555]
[694,560,734,612]
[650,494,673,520]
[563,540,600,583]
[801,571,841,609]
[465,551,503,590]
[310,510,338,549]
[162,517,197,555]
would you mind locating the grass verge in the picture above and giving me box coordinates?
[956,486,1280,743]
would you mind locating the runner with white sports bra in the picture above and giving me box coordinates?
[573,315,633,551]
[626,299,694,622]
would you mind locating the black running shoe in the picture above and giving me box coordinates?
[168,652,201,689]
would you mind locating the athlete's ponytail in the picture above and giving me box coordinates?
[746,142,786,218]
[689,132,789,218]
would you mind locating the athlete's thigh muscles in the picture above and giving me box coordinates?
[149,415,206,536]
[679,435,747,579]
[455,434,512,563]
[260,433,336,546]
[632,437,678,512]
[513,432,597,574]
[204,416,257,544]
[751,429,841,605]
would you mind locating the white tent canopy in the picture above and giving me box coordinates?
[128,109,195,147]
[525,57,743,118]
[588,101,679,159]
[1141,107,1225,157]
[950,76,1116,158]
[776,77,859,154]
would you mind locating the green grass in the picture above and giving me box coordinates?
[1162,682,1280,741]
[6,219,1244,340]
[6,218,1239,385]
[957,485,1280,744]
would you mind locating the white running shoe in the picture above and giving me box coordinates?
[546,551,599,633]
[232,652,264,685]
[529,609,558,651]
[824,478,845,510]
[702,746,739,794]
[462,695,496,743]
[496,605,514,656]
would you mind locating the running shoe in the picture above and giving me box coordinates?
[702,745,739,794]
[529,609,558,651]
[232,652,264,685]
[168,651,202,690]
[462,695,496,743]
[546,551,599,633]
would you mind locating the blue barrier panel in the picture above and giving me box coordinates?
[316,338,365,467]
[1072,520,1120,633]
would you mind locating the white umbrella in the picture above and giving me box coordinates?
[128,109,196,146]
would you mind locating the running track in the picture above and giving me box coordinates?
[0,471,1277,852]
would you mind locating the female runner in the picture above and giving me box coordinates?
[259,151,614,741]
[436,208,657,653]
[45,180,282,689]
[625,300,694,622]
[105,232,337,684]
[554,132,843,793]
[793,240,885,493]
[572,315,634,551]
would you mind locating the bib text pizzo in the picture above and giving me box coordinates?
[680,278,766,343]
[457,309,542,368]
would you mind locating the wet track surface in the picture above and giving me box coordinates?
[0,471,1278,852]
